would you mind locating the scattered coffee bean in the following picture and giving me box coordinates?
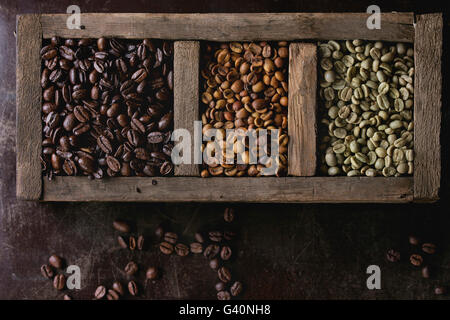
[220,246,232,261]
[63,294,72,300]
[155,226,164,239]
[164,232,178,244]
[409,235,420,246]
[190,242,203,254]
[217,290,231,300]
[160,242,174,255]
[224,208,235,223]
[137,235,145,250]
[146,267,159,280]
[230,281,243,296]
[129,236,137,250]
[215,282,225,292]
[124,261,138,276]
[209,231,223,242]
[386,249,401,262]
[107,289,120,300]
[175,243,189,257]
[49,254,63,269]
[94,285,106,299]
[410,254,423,266]
[223,231,236,241]
[195,232,205,243]
[128,280,138,296]
[218,266,232,283]
[422,243,436,254]
[117,235,128,249]
[204,244,220,259]
[53,274,66,290]
[113,220,130,233]
[422,266,430,279]
[434,286,446,295]
[209,258,220,270]
[41,264,54,279]
[112,281,124,296]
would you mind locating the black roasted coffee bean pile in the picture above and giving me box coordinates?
[40,37,174,179]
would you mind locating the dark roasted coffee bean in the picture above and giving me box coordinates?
[195,232,205,243]
[49,255,63,269]
[147,131,165,144]
[215,282,225,292]
[209,258,219,270]
[107,289,120,300]
[160,242,174,255]
[217,290,231,300]
[164,232,178,244]
[410,254,423,266]
[128,280,138,296]
[63,294,72,300]
[422,266,430,279]
[41,264,54,279]
[204,244,220,260]
[224,208,235,223]
[209,231,223,242]
[53,274,66,290]
[218,266,231,283]
[63,159,77,176]
[117,235,128,249]
[386,249,401,262]
[78,156,95,173]
[155,226,164,239]
[190,242,203,254]
[146,267,158,280]
[220,246,232,261]
[137,235,145,250]
[106,156,121,173]
[124,261,138,276]
[223,231,236,241]
[129,236,136,251]
[74,105,90,123]
[435,286,446,295]
[175,243,189,257]
[94,285,106,299]
[160,161,173,175]
[230,281,243,297]
[422,243,436,254]
[112,281,124,296]
[409,235,420,246]
[113,220,130,233]
[97,135,113,154]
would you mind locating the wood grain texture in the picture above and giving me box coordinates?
[288,43,317,176]
[39,13,414,42]
[173,41,200,176]
[16,15,42,200]
[43,177,413,203]
[414,14,442,202]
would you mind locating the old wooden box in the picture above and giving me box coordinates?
[16,13,442,203]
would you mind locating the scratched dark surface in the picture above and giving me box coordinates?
[0,0,449,300]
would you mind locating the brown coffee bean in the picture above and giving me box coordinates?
[128,281,138,296]
[41,264,54,279]
[124,261,138,276]
[408,235,420,246]
[209,231,223,242]
[190,242,203,254]
[155,226,164,239]
[94,285,106,299]
[435,286,446,295]
[53,274,66,290]
[422,266,430,279]
[204,244,220,260]
[112,281,124,296]
[164,232,178,244]
[107,289,120,300]
[146,267,159,280]
[220,246,232,261]
[410,254,423,266]
[137,235,145,250]
[223,231,236,241]
[117,235,128,249]
[175,243,189,257]
[218,266,231,283]
[386,249,401,262]
[97,135,113,154]
[49,255,63,269]
[217,290,231,300]
[422,243,436,254]
[113,220,130,233]
[215,282,225,292]
[129,236,136,250]
[209,258,220,270]
[224,208,235,222]
[160,242,174,255]
[63,294,72,300]
[230,281,243,296]
[106,156,121,173]
[195,232,205,243]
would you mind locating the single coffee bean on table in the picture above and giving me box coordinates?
[113,220,130,233]
[40,264,54,279]
[112,281,124,296]
[129,236,137,250]
[107,289,120,300]
[215,282,226,292]
[204,244,220,260]
[195,232,205,243]
[410,254,423,266]
[94,285,107,299]
[164,232,178,244]
[224,208,235,223]
[230,281,243,296]
[137,235,145,250]
[422,266,430,279]
[200,41,289,177]
[128,280,138,296]
[190,242,203,254]
[209,231,223,242]
[40,38,174,179]
[218,266,232,283]
[318,40,415,177]
[220,246,232,261]
[160,241,174,255]
[217,290,231,300]
[386,249,401,262]
[409,235,420,246]
[49,254,63,269]
[175,243,189,257]
[124,261,139,276]
[209,258,220,270]
[434,286,446,295]
[63,294,72,300]
[422,243,436,254]
[53,274,66,290]
[146,267,159,280]
[117,235,128,249]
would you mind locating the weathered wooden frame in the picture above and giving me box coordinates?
[16,13,442,203]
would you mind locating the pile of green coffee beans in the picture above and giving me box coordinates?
[318,40,414,177]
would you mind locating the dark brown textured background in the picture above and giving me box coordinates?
[0,0,448,299]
